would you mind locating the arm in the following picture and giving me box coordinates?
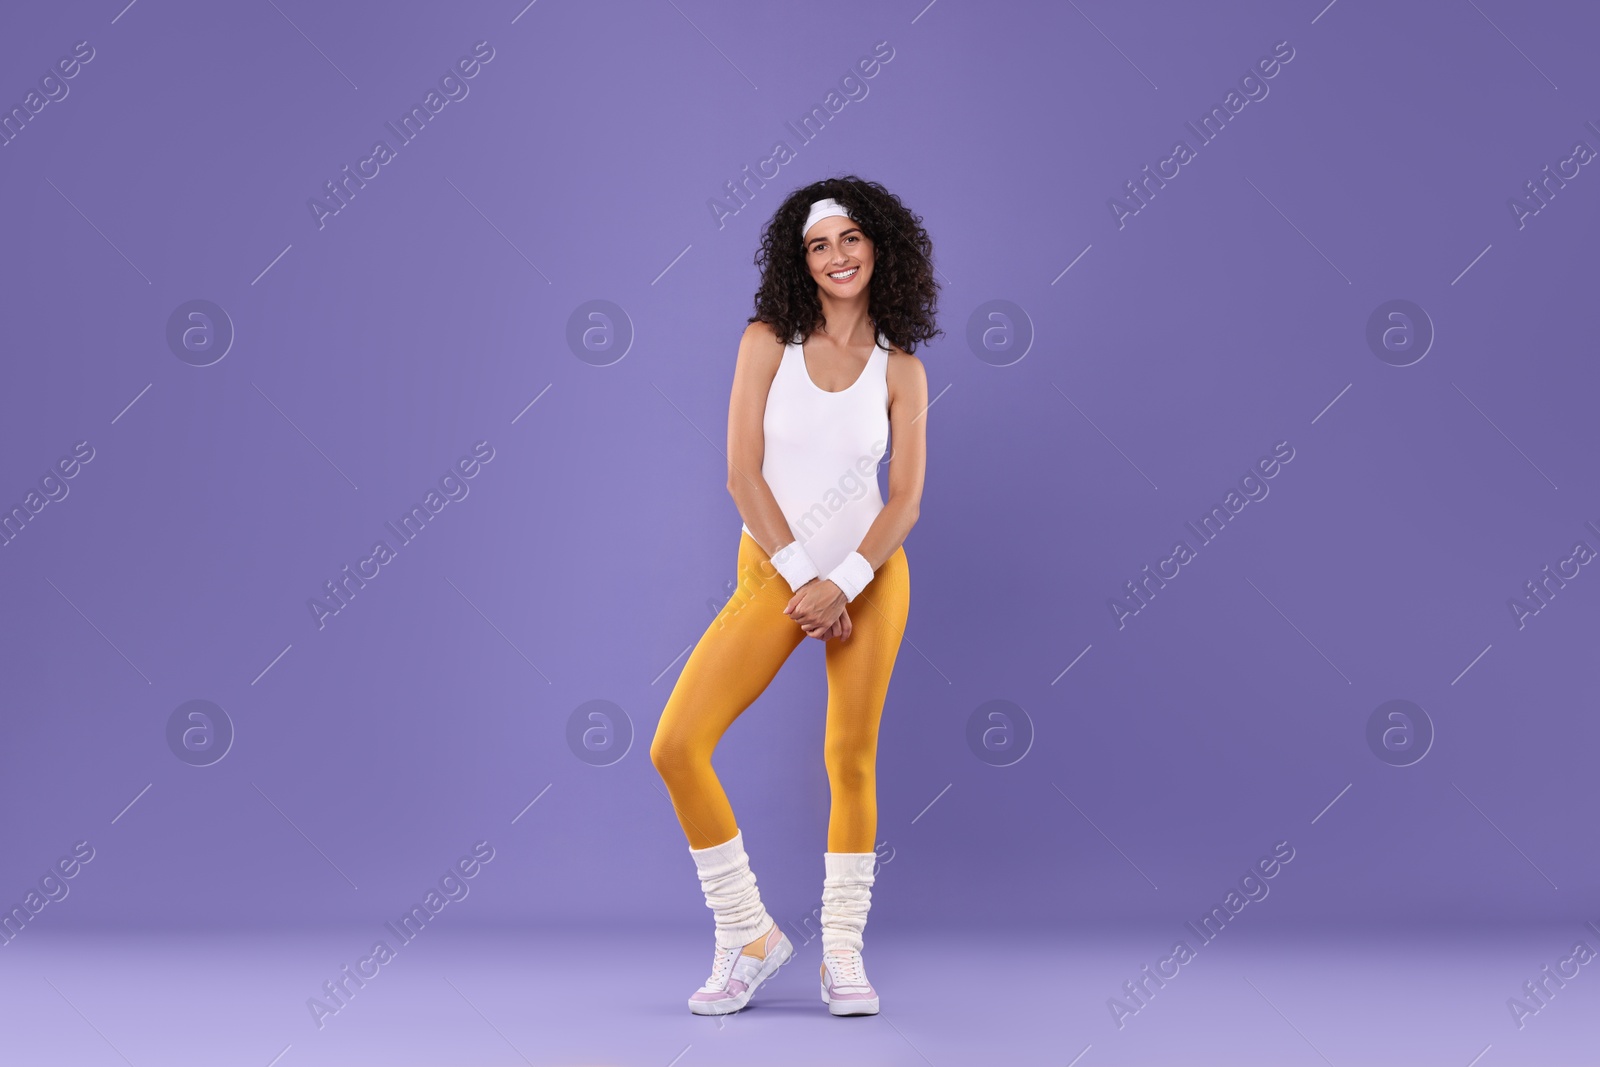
[726,321,806,562]
[843,348,928,571]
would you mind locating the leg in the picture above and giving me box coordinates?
[821,544,910,853]
[655,533,807,1009]
[651,531,807,850]
[817,545,908,1016]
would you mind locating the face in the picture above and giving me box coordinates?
[803,215,874,296]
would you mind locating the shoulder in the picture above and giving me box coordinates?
[884,343,927,392]
[740,320,789,348]
[884,344,927,411]
[734,321,788,375]
[738,320,788,359]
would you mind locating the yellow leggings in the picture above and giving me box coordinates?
[651,531,910,853]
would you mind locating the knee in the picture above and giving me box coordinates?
[648,732,678,776]
[650,731,707,781]
[824,745,875,794]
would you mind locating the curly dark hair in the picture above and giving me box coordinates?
[747,175,940,355]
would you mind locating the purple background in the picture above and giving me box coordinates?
[3,0,1597,984]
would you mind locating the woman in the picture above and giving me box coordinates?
[650,175,938,1017]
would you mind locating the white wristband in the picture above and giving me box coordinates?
[769,539,820,592]
[825,551,875,602]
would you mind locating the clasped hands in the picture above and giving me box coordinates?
[783,578,853,642]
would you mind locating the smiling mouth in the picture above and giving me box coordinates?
[827,266,859,281]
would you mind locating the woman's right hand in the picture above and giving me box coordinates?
[808,606,852,642]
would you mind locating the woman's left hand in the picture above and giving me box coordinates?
[784,579,847,637]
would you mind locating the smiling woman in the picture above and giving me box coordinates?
[652,175,939,1018]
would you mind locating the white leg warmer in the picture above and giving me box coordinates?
[689,829,776,950]
[820,851,877,953]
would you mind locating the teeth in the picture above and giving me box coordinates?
[829,267,858,279]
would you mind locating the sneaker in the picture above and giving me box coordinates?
[819,947,879,1015]
[688,923,794,1015]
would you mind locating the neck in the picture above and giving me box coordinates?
[814,296,874,346]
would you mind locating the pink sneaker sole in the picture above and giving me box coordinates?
[820,977,880,1016]
[688,930,795,1015]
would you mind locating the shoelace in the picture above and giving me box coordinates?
[703,945,739,989]
[826,949,867,987]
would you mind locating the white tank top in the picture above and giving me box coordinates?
[740,331,891,578]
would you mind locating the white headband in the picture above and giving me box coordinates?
[802,197,853,242]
